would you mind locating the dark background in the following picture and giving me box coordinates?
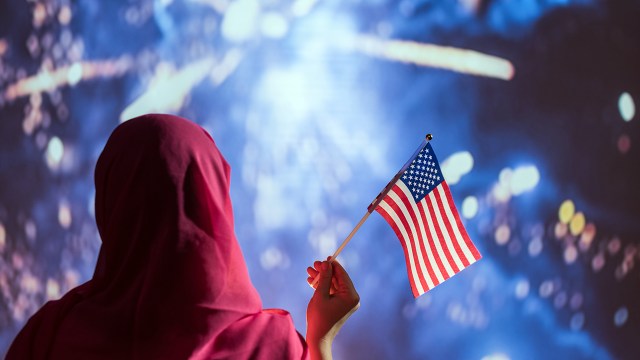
[1,0,639,359]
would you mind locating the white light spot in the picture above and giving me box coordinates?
[221,0,260,43]
[461,196,478,219]
[570,312,585,331]
[528,237,543,257]
[481,353,511,360]
[495,224,510,245]
[539,280,554,298]
[618,92,635,122]
[564,245,578,264]
[441,151,473,185]
[67,62,83,86]
[510,165,539,195]
[614,307,628,327]
[592,252,605,272]
[46,278,61,300]
[0,222,6,253]
[570,293,583,310]
[25,220,37,241]
[259,246,290,270]
[58,201,72,229]
[260,12,288,39]
[515,279,529,299]
[554,291,567,309]
[46,136,64,169]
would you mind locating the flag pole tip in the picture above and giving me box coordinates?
[426,134,433,141]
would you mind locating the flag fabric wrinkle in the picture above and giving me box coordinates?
[374,142,481,297]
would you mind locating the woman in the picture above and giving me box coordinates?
[7,114,359,359]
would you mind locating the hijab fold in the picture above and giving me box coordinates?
[7,114,307,360]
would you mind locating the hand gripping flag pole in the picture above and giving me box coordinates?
[311,134,434,288]
[311,133,482,296]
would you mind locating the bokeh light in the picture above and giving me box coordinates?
[1,1,639,359]
[618,92,635,122]
[462,195,479,219]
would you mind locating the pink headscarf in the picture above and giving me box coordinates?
[7,114,308,359]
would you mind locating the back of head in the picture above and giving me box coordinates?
[8,114,264,359]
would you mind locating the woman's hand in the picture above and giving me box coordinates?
[306,259,360,360]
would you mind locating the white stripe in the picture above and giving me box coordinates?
[417,198,455,277]
[436,185,477,264]
[396,182,445,284]
[387,188,435,290]
[379,199,426,295]
[427,191,465,271]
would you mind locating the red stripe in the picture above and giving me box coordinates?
[416,201,449,282]
[441,182,482,261]
[433,185,470,268]
[386,186,429,293]
[375,200,420,297]
[424,191,462,273]
[392,186,438,290]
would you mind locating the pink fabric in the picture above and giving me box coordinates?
[7,114,308,360]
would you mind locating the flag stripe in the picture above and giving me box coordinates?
[432,185,470,268]
[385,189,432,290]
[377,200,424,297]
[436,184,476,264]
[374,141,481,297]
[390,185,439,288]
[396,182,446,285]
[425,190,465,272]
[440,182,482,261]
[416,197,455,278]
[415,199,451,281]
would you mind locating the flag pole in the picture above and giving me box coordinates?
[310,134,433,288]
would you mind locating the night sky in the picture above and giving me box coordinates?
[1,0,639,359]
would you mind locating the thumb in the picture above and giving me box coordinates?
[315,261,333,297]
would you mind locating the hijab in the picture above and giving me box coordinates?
[7,114,307,359]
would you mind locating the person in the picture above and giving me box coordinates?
[6,114,359,360]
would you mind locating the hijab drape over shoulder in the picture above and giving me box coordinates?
[7,114,307,359]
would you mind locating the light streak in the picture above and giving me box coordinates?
[120,57,215,122]
[346,35,515,80]
[211,48,244,85]
[120,49,243,122]
[291,0,320,17]
[3,57,132,102]
[188,0,229,14]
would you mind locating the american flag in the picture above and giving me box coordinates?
[371,142,481,297]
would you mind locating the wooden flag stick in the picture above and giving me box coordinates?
[310,211,371,288]
[310,134,433,288]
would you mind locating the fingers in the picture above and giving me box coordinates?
[307,266,318,278]
[330,259,355,290]
[314,261,333,297]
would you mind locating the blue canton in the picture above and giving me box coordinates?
[399,143,443,202]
